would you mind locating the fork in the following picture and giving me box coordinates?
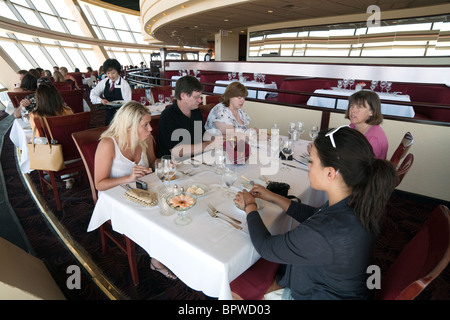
[207,203,241,224]
[178,169,195,176]
[207,208,242,230]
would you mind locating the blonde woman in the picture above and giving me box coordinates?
[53,70,65,82]
[94,101,156,191]
[94,101,176,279]
[59,66,80,89]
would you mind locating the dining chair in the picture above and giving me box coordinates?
[376,205,450,300]
[205,95,220,105]
[396,153,414,187]
[7,91,35,108]
[132,88,147,103]
[390,132,414,168]
[230,258,280,300]
[72,126,140,286]
[198,103,215,123]
[150,85,172,103]
[53,81,75,91]
[59,89,84,113]
[33,112,91,211]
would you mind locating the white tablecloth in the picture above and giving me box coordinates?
[9,118,33,173]
[213,80,278,100]
[87,139,326,299]
[307,89,415,118]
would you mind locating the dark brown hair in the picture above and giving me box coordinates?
[220,81,248,107]
[33,84,68,117]
[344,90,383,125]
[314,126,397,235]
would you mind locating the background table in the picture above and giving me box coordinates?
[213,80,278,100]
[307,89,415,118]
[87,139,326,299]
[9,118,33,173]
[171,76,200,87]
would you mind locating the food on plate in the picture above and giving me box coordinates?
[168,194,195,209]
[186,185,206,195]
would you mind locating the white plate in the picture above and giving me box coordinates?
[107,100,124,107]
[183,183,210,197]
[241,178,267,190]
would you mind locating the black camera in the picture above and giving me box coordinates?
[24,94,36,112]
[135,179,147,190]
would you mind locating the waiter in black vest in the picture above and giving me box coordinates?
[90,58,132,125]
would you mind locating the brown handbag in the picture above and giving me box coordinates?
[27,117,65,171]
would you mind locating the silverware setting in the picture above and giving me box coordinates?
[207,203,242,224]
[282,162,308,171]
[207,208,242,230]
[178,169,196,176]
[240,175,255,186]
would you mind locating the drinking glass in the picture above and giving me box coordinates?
[371,80,378,91]
[343,79,349,90]
[380,81,387,92]
[281,139,294,170]
[337,80,343,89]
[214,150,226,174]
[349,79,355,90]
[140,96,147,106]
[168,192,196,226]
[155,159,167,183]
[162,155,176,183]
[231,72,236,79]
[228,73,232,81]
[158,94,164,104]
[386,82,392,94]
[309,126,319,140]
[165,97,171,105]
[297,122,305,137]
[222,167,237,197]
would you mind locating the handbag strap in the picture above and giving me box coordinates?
[41,117,56,142]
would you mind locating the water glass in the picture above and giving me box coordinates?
[222,167,237,197]
[309,126,319,140]
[214,150,226,174]
[157,185,175,216]
[158,94,164,104]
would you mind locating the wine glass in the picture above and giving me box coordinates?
[231,72,236,79]
[155,159,167,183]
[297,122,305,137]
[380,81,387,92]
[309,126,319,140]
[222,167,237,197]
[349,79,355,90]
[337,80,343,89]
[140,96,147,106]
[168,191,196,226]
[158,94,164,104]
[370,80,378,91]
[281,139,294,170]
[386,82,392,94]
[162,155,176,184]
[228,73,232,81]
[164,97,171,105]
[343,79,349,90]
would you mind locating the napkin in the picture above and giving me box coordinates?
[223,139,250,164]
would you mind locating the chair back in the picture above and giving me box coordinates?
[377,205,450,300]
[59,89,84,113]
[34,112,91,162]
[68,72,84,87]
[7,91,35,108]
[151,85,172,102]
[390,132,414,168]
[132,88,147,103]
[396,153,414,187]
[205,95,220,105]
[198,103,215,123]
[53,82,75,91]
[72,126,108,204]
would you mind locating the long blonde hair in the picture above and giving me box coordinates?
[100,101,151,156]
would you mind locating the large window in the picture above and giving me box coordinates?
[0,0,156,75]
[249,15,450,58]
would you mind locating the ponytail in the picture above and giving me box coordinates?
[348,159,397,235]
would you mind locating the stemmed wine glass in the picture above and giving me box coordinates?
[349,79,355,90]
[309,126,319,140]
[280,139,294,171]
[370,80,378,91]
[297,122,305,138]
[337,80,343,89]
[140,96,147,106]
[380,81,387,92]
[386,82,392,94]
[343,79,349,90]
[222,167,237,197]
[158,94,164,104]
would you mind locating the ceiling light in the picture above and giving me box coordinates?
[268,10,274,13]
[224,19,229,22]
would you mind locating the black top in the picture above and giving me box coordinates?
[157,102,205,157]
[247,197,375,300]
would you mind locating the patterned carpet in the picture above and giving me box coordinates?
[0,108,448,300]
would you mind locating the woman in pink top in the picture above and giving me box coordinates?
[345,90,388,159]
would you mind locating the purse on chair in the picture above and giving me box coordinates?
[27,117,65,171]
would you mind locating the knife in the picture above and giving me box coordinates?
[282,162,309,171]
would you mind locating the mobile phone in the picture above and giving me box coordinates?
[136,179,147,190]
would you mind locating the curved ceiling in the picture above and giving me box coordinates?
[101,0,450,48]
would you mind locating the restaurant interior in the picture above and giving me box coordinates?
[0,0,449,301]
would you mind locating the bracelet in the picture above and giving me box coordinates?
[244,202,257,210]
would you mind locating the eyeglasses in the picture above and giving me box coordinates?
[325,125,350,148]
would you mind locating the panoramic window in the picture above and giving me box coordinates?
[249,14,450,57]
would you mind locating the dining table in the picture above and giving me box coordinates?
[306,88,415,118]
[9,118,33,174]
[87,138,327,300]
[213,80,278,100]
[171,76,200,87]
